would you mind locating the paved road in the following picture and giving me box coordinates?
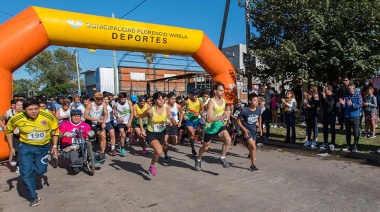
[1,141,379,212]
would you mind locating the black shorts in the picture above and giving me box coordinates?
[204,126,228,143]
[132,124,147,129]
[146,131,166,145]
[165,125,178,136]
[91,124,104,133]
[117,123,128,130]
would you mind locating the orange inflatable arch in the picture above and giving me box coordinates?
[0,6,237,161]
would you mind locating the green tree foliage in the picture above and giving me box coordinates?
[240,0,380,82]
[142,53,157,67]
[13,79,39,97]
[25,48,81,92]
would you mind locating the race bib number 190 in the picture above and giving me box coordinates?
[27,132,46,141]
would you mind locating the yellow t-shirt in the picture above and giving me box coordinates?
[147,107,167,133]
[5,110,59,145]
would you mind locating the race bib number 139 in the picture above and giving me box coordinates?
[27,132,46,141]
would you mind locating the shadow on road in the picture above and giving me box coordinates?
[109,159,151,181]
[3,175,49,200]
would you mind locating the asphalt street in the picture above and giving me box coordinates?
[0,141,379,212]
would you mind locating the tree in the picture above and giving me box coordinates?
[142,53,157,67]
[13,79,39,97]
[239,0,380,83]
[25,48,81,92]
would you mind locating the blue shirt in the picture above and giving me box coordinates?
[238,107,261,133]
[342,92,363,118]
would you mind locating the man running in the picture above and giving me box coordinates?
[5,99,59,207]
[235,93,261,172]
[163,92,183,162]
[182,89,204,156]
[195,82,231,170]
[131,95,150,154]
[84,92,108,161]
[113,92,133,156]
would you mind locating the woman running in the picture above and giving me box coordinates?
[139,92,176,176]
[132,95,150,154]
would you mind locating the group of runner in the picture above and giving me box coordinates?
[1,81,263,207]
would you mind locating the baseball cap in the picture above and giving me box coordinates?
[94,92,103,99]
[190,89,199,95]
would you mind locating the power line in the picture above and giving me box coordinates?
[0,10,13,16]
[119,0,147,19]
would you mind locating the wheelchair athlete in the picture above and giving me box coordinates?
[59,109,94,173]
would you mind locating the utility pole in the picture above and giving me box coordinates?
[245,0,253,94]
[75,48,81,95]
[218,0,231,50]
[112,13,119,94]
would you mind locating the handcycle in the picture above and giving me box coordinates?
[51,126,105,176]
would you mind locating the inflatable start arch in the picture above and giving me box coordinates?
[0,6,237,161]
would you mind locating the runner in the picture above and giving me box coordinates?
[84,92,108,161]
[59,109,93,173]
[235,93,261,172]
[55,100,71,124]
[195,82,231,171]
[198,91,210,144]
[163,92,183,163]
[103,95,117,156]
[182,88,204,156]
[113,92,133,156]
[5,99,59,207]
[139,92,176,176]
[131,95,150,154]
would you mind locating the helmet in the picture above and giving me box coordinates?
[70,109,82,116]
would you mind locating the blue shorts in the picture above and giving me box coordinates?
[185,119,199,129]
[105,122,114,131]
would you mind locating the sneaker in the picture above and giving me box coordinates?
[164,155,171,163]
[341,145,350,151]
[351,146,358,153]
[142,148,148,154]
[98,152,106,164]
[367,133,376,139]
[148,165,156,176]
[218,157,230,168]
[194,158,201,171]
[361,131,367,137]
[10,154,17,166]
[192,149,198,156]
[303,141,312,147]
[110,149,117,156]
[377,148,380,154]
[279,125,284,128]
[311,142,317,148]
[319,143,327,150]
[303,137,308,143]
[121,148,127,156]
[329,144,335,151]
[30,197,41,207]
[249,164,260,173]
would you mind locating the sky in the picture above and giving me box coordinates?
[0,0,247,80]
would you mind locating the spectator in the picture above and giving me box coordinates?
[281,90,297,143]
[338,77,351,131]
[271,92,279,128]
[278,85,286,128]
[339,83,363,152]
[363,87,377,138]
[320,85,337,151]
[303,89,320,148]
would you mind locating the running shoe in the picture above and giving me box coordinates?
[194,158,201,171]
[218,157,230,168]
[30,197,41,207]
[164,155,171,163]
[367,133,376,139]
[148,165,156,176]
[319,143,327,150]
[120,146,127,156]
[377,148,380,154]
[351,146,358,153]
[142,148,148,154]
[98,152,106,164]
[361,131,367,137]
[303,141,312,147]
[341,145,350,151]
[311,142,317,148]
[192,149,198,156]
[110,149,117,156]
[249,164,260,173]
[329,144,335,151]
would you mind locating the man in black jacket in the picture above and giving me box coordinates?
[320,85,337,151]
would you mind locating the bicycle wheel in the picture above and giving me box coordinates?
[85,141,95,176]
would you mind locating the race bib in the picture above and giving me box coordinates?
[27,132,46,141]
[153,124,165,132]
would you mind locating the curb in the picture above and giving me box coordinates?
[259,139,380,162]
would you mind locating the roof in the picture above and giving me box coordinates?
[148,73,201,83]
